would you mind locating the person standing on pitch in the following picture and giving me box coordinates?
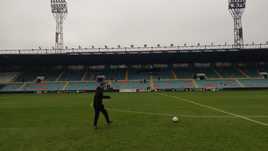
[93,82,112,129]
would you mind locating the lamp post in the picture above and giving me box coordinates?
[51,0,68,50]
[228,0,246,48]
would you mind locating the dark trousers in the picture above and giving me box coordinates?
[94,105,110,126]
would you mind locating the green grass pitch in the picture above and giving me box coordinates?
[0,91,268,151]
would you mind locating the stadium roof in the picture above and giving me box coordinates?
[0,44,268,66]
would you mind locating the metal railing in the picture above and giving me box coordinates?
[0,43,268,55]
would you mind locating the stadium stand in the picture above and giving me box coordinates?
[15,70,61,82]
[193,67,219,78]
[16,72,37,82]
[0,72,18,83]
[127,68,172,80]
[21,82,66,91]
[154,80,194,89]
[239,66,260,78]
[60,70,84,81]
[196,79,241,88]
[1,65,268,92]
[151,68,173,80]
[174,67,195,79]
[83,69,125,81]
[0,84,4,89]
[65,81,97,91]
[215,66,245,78]
[1,47,268,93]
[259,65,268,73]
[112,81,149,90]
[239,79,268,88]
[42,70,61,81]
[128,69,150,80]
[0,83,24,92]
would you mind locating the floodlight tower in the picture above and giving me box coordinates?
[228,0,246,48]
[51,0,68,50]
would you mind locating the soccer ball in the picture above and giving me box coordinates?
[172,116,179,122]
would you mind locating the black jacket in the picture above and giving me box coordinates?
[93,87,111,108]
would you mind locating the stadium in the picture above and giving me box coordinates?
[1,44,268,93]
[0,0,268,151]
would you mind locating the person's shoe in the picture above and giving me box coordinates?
[108,121,112,125]
[94,126,98,129]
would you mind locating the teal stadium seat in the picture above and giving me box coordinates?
[112,81,149,90]
[196,79,240,88]
[66,82,96,91]
[215,67,244,78]
[239,79,268,87]
[154,80,194,89]
[0,83,24,92]
[22,82,65,91]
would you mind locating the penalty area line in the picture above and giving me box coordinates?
[157,93,268,127]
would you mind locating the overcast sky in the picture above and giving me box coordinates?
[0,0,267,49]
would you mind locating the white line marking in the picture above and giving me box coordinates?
[108,108,174,117]
[157,93,268,126]
[108,108,268,119]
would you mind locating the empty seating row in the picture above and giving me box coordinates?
[215,67,244,78]
[174,68,194,79]
[65,82,97,91]
[193,67,219,78]
[84,69,125,81]
[0,83,24,92]
[239,79,268,88]
[4,66,267,83]
[60,70,84,81]
[154,80,193,89]
[112,81,149,90]
[196,79,240,88]
[1,79,268,92]
[22,82,65,91]
[240,66,261,78]
[15,71,61,82]
[128,70,150,80]
[0,72,18,83]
